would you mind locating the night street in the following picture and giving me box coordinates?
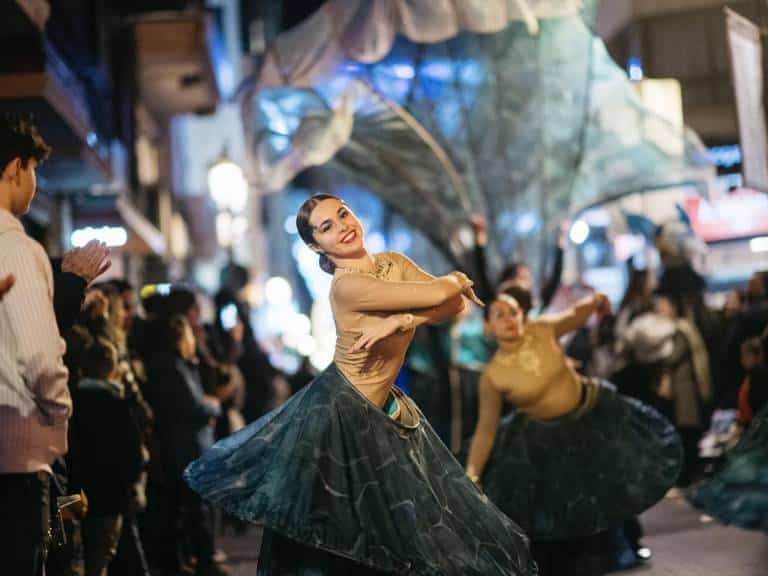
[220,497,768,576]
[2,2,768,574]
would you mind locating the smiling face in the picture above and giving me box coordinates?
[486,294,526,342]
[306,197,366,259]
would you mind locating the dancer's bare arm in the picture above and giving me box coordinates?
[333,268,470,312]
[350,252,478,350]
[390,251,477,321]
[547,293,609,338]
[465,372,504,484]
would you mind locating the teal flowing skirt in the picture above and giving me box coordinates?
[184,364,536,575]
[689,406,768,531]
[478,380,682,541]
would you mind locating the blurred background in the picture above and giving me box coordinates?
[4,3,768,573]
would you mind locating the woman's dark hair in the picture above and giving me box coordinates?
[296,193,343,274]
[82,337,118,380]
[620,268,650,312]
[498,262,527,285]
[110,279,134,295]
[0,114,51,171]
[497,284,533,317]
[164,288,198,318]
[142,293,165,317]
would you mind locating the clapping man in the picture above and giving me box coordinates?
[0,114,71,575]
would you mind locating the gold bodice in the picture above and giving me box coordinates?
[330,252,420,408]
[485,320,582,419]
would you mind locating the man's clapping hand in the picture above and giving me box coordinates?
[62,240,112,285]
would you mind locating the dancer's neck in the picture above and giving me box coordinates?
[334,251,376,274]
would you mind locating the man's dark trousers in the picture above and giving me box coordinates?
[0,472,50,575]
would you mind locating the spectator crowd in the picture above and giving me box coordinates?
[0,116,299,576]
[2,112,768,576]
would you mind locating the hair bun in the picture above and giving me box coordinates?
[319,253,336,274]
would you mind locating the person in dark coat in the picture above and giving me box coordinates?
[146,315,227,576]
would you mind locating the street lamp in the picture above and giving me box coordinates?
[208,154,248,213]
[569,219,590,245]
[208,151,249,249]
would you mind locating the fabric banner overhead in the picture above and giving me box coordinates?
[725,7,768,192]
[243,0,714,277]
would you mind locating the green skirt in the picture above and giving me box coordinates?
[479,380,682,540]
[184,364,535,575]
[689,405,768,532]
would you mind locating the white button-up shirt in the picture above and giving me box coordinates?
[0,208,71,474]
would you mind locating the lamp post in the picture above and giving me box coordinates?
[208,151,249,253]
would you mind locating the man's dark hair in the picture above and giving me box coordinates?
[0,114,51,172]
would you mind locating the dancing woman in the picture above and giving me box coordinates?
[185,194,535,575]
[690,404,768,532]
[466,287,682,574]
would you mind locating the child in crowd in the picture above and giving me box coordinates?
[69,338,146,576]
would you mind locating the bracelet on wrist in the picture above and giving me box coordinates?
[398,313,415,332]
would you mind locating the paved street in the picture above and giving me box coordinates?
[628,497,767,576]
[219,498,767,575]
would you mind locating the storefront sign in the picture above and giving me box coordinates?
[684,188,768,242]
[726,8,768,191]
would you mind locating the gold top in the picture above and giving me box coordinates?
[485,320,582,420]
[493,330,543,377]
[330,251,433,408]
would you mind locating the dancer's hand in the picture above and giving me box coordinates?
[593,292,610,315]
[466,471,482,489]
[462,285,485,308]
[0,274,14,301]
[448,272,484,307]
[565,356,583,370]
[448,271,472,289]
[470,215,488,247]
[352,316,402,352]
